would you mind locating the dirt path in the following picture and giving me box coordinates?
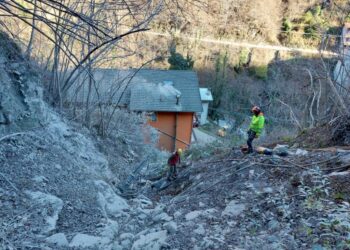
[192,128,217,145]
[145,30,338,56]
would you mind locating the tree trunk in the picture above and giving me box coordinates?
[26,0,37,58]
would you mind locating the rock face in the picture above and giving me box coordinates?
[185,210,202,221]
[0,37,116,246]
[0,33,172,249]
[0,33,46,136]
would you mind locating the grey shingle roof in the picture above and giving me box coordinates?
[70,69,202,113]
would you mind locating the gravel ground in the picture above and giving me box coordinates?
[144,149,350,249]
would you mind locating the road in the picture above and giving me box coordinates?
[192,128,217,145]
[144,30,338,56]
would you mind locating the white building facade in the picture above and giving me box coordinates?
[199,88,213,125]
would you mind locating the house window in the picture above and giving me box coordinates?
[147,112,157,122]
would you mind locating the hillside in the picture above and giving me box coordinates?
[113,0,350,137]
[151,148,350,249]
[0,1,350,249]
[0,32,169,249]
[1,33,350,249]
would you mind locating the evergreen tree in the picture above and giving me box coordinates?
[168,48,194,70]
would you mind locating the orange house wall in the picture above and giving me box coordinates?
[175,112,193,151]
[148,112,193,152]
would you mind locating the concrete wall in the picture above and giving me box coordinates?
[200,102,209,125]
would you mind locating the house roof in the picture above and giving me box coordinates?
[199,88,213,102]
[69,69,202,113]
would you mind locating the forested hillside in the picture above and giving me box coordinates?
[1,0,349,137]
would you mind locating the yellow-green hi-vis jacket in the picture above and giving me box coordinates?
[249,113,265,136]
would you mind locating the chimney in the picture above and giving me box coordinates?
[176,94,181,105]
[163,80,173,86]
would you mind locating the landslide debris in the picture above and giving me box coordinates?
[0,32,170,250]
[293,116,350,148]
[144,147,350,249]
[1,31,350,250]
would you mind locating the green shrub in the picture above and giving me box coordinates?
[234,49,250,73]
[249,65,268,80]
[281,136,293,143]
[282,18,293,33]
[303,11,314,24]
[304,25,319,39]
[334,192,345,201]
[313,5,322,17]
[345,14,350,22]
[0,32,22,60]
[239,49,250,65]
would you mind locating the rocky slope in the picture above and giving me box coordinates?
[0,32,169,249]
[1,31,350,250]
[145,147,350,249]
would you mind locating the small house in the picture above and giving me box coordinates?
[69,69,202,152]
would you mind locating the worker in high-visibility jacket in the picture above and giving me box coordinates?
[247,106,265,153]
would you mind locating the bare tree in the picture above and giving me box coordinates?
[25,0,37,58]
[0,0,164,104]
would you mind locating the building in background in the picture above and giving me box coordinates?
[333,22,350,95]
[199,88,213,125]
[70,69,202,152]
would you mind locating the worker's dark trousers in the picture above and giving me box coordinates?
[167,164,177,180]
[247,130,256,153]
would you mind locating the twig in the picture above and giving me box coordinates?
[301,155,339,167]
[256,162,293,168]
[194,163,255,196]
[170,160,251,204]
[276,98,302,130]
[181,160,250,196]
[205,157,244,164]
[0,172,20,193]
[275,157,309,170]
[275,155,339,169]
[0,132,29,143]
[305,68,316,128]
[321,163,350,172]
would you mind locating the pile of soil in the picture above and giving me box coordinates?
[293,116,350,148]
